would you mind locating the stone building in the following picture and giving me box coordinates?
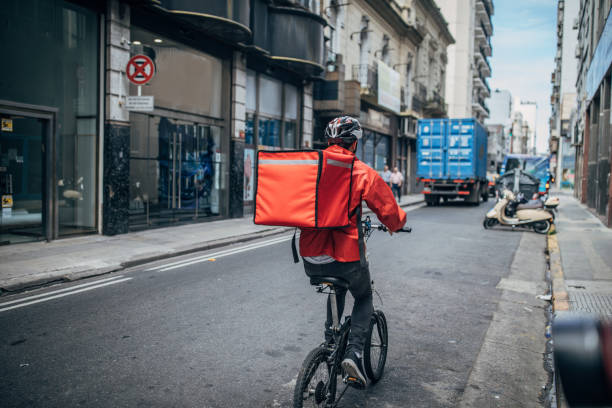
[549,0,579,189]
[573,0,612,226]
[313,0,454,194]
[436,0,494,124]
[0,0,326,243]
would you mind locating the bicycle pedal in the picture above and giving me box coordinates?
[343,375,365,389]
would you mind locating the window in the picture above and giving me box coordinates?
[244,70,301,149]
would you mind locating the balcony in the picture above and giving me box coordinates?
[265,6,326,77]
[472,96,489,118]
[475,48,492,77]
[351,64,378,98]
[423,91,447,118]
[151,0,252,43]
[475,0,493,33]
[473,72,491,96]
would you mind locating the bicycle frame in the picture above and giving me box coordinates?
[315,283,353,407]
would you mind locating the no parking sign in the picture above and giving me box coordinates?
[126,55,155,85]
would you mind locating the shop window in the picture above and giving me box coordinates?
[0,0,99,239]
[129,114,225,230]
[245,72,301,150]
[284,84,298,149]
[376,136,389,171]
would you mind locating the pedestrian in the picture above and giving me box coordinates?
[390,166,403,202]
[381,165,392,188]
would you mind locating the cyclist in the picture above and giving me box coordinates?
[299,116,407,385]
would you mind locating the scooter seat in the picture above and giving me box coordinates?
[517,202,543,210]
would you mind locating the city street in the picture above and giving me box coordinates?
[0,202,550,407]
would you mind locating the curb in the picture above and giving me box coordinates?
[547,232,569,312]
[0,199,425,294]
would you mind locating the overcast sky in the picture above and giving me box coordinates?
[488,0,557,154]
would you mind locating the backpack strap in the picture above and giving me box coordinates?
[355,205,367,268]
[291,228,299,263]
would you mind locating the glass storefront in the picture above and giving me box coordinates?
[129,115,224,229]
[245,70,301,150]
[243,69,301,210]
[356,129,389,171]
[0,117,44,244]
[128,27,228,230]
[0,0,99,243]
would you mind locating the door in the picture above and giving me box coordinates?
[0,113,48,244]
[129,114,225,230]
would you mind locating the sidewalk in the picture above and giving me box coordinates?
[548,189,612,317]
[0,194,423,293]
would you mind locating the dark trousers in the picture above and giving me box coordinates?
[304,260,373,351]
[392,183,401,201]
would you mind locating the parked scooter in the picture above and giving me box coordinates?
[483,189,554,234]
[516,194,560,219]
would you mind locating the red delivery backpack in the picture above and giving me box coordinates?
[254,149,355,228]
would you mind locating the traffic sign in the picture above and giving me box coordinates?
[126,96,154,112]
[126,55,155,85]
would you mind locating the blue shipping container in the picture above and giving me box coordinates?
[417,118,487,180]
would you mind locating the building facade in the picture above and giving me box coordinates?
[313,0,453,195]
[573,1,612,226]
[550,0,579,189]
[509,112,531,155]
[485,89,512,172]
[0,0,326,244]
[437,0,493,124]
[513,99,538,154]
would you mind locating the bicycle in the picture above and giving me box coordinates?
[293,217,412,407]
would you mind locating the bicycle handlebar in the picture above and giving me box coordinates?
[370,224,412,233]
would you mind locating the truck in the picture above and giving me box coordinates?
[416,118,488,206]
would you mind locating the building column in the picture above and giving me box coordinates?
[229,51,247,218]
[581,109,590,204]
[303,83,313,148]
[103,0,131,235]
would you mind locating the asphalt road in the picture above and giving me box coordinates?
[1,201,526,407]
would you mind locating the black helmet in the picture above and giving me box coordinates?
[324,116,363,145]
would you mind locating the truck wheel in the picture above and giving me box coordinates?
[481,186,489,202]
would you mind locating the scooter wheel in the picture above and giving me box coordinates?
[533,220,551,234]
[483,218,498,229]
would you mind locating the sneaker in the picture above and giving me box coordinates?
[341,347,367,386]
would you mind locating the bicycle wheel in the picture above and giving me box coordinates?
[364,310,388,383]
[293,346,334,407]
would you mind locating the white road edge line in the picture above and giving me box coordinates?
[146,236,292,271]
[0,275,125,308]
[158,237,293,272]
[0,278,133,313]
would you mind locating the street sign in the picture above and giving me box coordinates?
[126,55,155,85]
[126,96,154,112]
[1,118,13,132]
[2,195,13,208]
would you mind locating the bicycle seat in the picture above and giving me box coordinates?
[309,276,350,289]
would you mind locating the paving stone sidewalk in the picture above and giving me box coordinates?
[0,194,423,293]
[549,189,612,318]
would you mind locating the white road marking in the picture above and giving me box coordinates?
[146,204,423,273]
[0,277,132,313]
[156,236,293,272]
[145,236,292,271]
[0,275,126,307]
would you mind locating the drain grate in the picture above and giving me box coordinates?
[568,291,612,317]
